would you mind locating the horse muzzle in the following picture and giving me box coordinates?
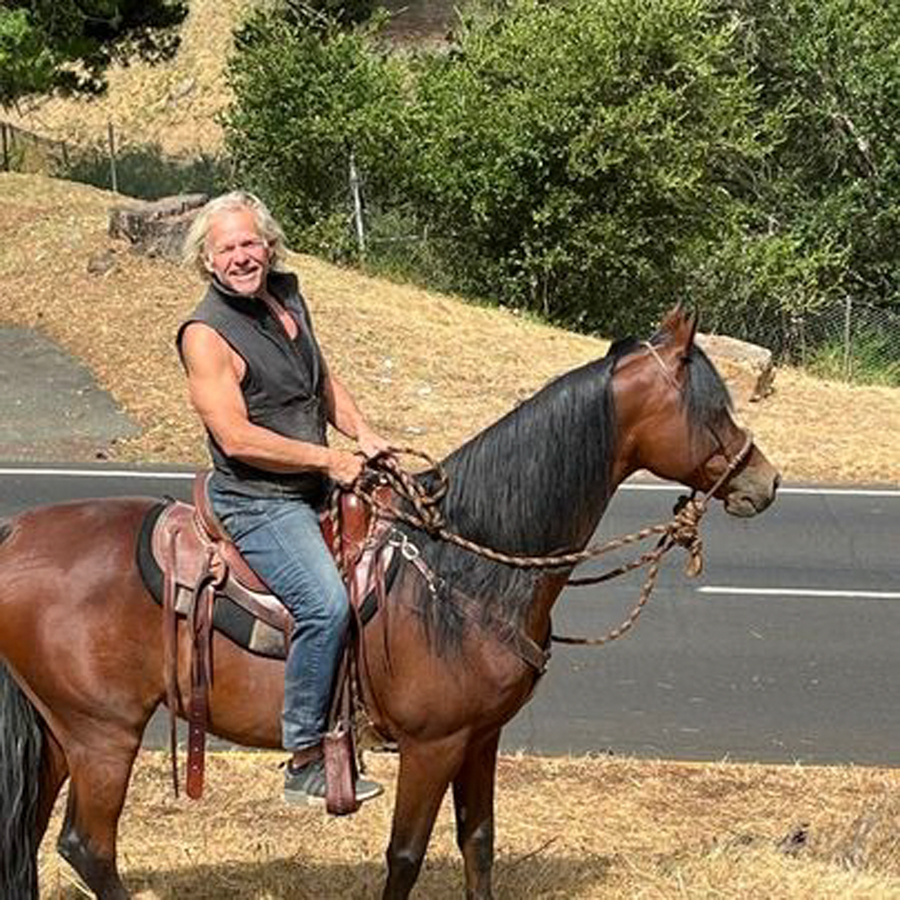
[723,469,780,518]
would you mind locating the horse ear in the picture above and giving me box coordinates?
[657,303,685,335]
[658,303,697,345]
[684,309,699,351]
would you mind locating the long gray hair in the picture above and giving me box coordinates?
[182,191,288,279]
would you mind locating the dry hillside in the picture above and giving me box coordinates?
[1,5,898,484]
[3,0,457,157]
[1,171,898,485]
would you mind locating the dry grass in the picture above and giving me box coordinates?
[37,752,900,898]
[3,0,458,156]
[5,14,899,900]
[4,0,250,155]
[1,171,898,484]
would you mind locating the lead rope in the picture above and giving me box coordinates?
[353,431,752,648]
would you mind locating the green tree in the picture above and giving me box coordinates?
[222,0,899,352]
[0,0,188,107]
[692,0,900,349]
[223,7,409,256]
[404,0,770,334]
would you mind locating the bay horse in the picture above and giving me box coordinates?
[0,308,779,899]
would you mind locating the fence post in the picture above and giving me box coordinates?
[843,295,853,382]
[107,120,118,193]
[349,150,366,258]
[1,122,9,172]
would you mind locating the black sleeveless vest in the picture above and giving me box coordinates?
[177,271,328,503]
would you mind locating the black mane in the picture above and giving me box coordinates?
[399,330,732,653]
[401,339,635,650]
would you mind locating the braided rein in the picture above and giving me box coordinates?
[352,432,753,647]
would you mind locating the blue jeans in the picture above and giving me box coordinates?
[209,483,349,751]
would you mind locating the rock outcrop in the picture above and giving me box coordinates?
[696,332,776,406]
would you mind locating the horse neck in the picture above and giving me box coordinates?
[520,373,647,642]
[522,447,632,645]
[442,371,622,562]
[412,356,636,654]
[451,390,629,642]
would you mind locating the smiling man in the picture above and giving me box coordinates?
[177,191,388,806]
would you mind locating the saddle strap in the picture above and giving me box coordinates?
[162,524,182,798]
[323,647,360,816]
[323,497,362,816]
[186,550,219,800]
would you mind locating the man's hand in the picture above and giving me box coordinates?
[328,449,366,487]
[357,424,392,460]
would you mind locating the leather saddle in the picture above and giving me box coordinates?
[141,471,395,807]
[146,472,383,659]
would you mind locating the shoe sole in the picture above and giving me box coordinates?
[283,785,384,807]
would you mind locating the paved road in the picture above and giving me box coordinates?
[1,465,897,765]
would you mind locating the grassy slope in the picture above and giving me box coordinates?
[1,171,898,483]
[3,0,457,155]
[4,0,248,155]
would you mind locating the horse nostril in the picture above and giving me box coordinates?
[773,472,782,493]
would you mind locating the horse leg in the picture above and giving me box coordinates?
[383,738,467,900]
[56,738,142,900]
[452,731,500,900]
[36,726,69,844]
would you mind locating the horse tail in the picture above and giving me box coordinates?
[0,660,42,898]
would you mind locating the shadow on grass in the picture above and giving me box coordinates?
[109,852,613,899]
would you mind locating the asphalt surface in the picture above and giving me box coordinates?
[1,327,898,766]
[1,467,897,766]
[0,327,139,461]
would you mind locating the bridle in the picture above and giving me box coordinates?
[640,340,753,498]
[352,345,755,657]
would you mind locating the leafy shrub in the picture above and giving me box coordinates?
[402,0,770,334]
[222,7,410,256]
[222,0,900,359]
[808,330,900,387]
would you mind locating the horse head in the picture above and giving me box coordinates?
[612,306,780,517]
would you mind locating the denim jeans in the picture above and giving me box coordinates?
[209,483,349,751]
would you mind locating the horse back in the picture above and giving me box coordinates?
[0,496,161,665]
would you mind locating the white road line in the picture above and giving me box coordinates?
[622,483,900,497]
[0,469,898,497]
[699,586,900,600]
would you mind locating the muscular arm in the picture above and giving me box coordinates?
[181,322,360,482]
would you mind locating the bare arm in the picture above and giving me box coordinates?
[181,322,363,485]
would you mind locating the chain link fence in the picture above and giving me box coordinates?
[775,299,900,387]
[0,119,78,175]
[4,119,898,386]
[0,119,228,200]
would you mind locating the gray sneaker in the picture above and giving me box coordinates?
[283,757,384,806]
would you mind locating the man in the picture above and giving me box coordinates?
[178,191,387,805]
